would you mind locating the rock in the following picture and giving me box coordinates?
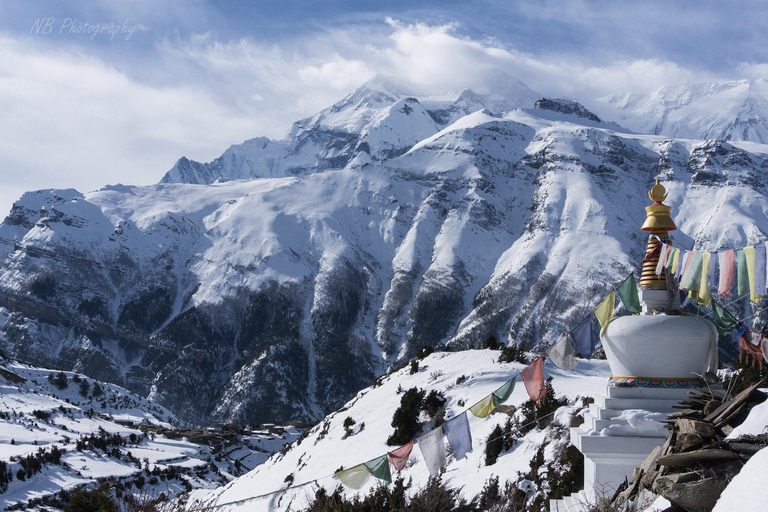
[653,462,742,512]
[674,433,704,452]
[677,419,715,439]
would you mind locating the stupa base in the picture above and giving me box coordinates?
[567,384,703,503]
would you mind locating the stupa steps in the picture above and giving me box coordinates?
[550,491,589,512]
[604,385,696,400]
[595,395,682,411]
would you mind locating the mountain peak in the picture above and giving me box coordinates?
[533,98,602,122]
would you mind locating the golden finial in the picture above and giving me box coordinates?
[640,179,676,291]
[648,179,668,204]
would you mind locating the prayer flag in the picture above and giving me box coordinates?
[442,412,472,460]
[417,426,446,476]
[692,251,713,305]
[492,378,516,406]
[762,336,768,365]
[655,244,668,276]
[548,336,577,370]
[719,249,736,298]
[469,395,495,419]
[594,291,615,335]
[570,315,594,359]
[744,245,760,304]
[665,246,675,270]
[671,248,681,274]
[387,441,413,472]
[738,327,764,365]
[755,244,766,300]
[676,250,690,279]
[680,251,703,292]
[712,301,738,335]
[364,454,392,484]
[520,357,546,402]
[765,241,768,293]
[708,251,718,294]
[737,248,748,296]
[617,273,641,314]
[335,464,371,489]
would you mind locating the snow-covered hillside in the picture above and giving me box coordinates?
[590,79,768,143]
[0,356,300,510]
[188,349,611,511]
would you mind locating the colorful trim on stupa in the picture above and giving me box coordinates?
[609,376,704,389]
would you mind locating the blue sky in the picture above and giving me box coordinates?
[0,0,766,215]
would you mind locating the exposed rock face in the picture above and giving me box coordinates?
[2,86,768,427]
[533,98,602,122]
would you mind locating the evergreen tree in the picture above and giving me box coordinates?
[387,388,425,446]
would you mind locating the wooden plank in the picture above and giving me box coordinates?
[656,449,741,467]
[704,377,766,423]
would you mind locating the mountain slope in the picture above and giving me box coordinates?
[0,355,300,510]
[2,98,768,429]
[187,350,611,511]
[590,79,768,143]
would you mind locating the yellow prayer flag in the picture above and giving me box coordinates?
[335,464,371,489]
[468,395,495,419]
[594,291,615,335]
[744,245,760,304]
[692,251,712,305]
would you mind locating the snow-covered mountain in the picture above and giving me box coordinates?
[0,355,300,510]
[590,78,768,143]
[3,77,768,431]
[161,70,540,184]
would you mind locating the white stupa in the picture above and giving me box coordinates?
[552,181,719,511]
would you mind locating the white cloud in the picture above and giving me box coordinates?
[0,35,261,215]
[0,18,742,216]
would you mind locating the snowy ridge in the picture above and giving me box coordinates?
[0,356,300,509]
[161,70,539,185]
[188,350,611,511]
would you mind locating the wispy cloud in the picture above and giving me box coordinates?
[0,4,765,216]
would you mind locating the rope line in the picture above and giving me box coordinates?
[184,376,574,511]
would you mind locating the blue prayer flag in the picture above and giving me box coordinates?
[570,315,594,359]
[442,411,472,460]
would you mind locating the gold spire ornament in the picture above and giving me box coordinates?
[640,180,676,289]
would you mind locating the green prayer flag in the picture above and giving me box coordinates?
[594,292,615,335]
[737,248,749,297]
[492,378,516,406]
[712,301,738,335]
[617,273,641,314]
[363,455,392,484]
[469,394,495,418]
[335,464,371,489]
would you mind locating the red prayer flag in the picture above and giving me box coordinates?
[739,328,764,366]
[387,440,414,472]
[520,357,546,402]
[719,249,736,298]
